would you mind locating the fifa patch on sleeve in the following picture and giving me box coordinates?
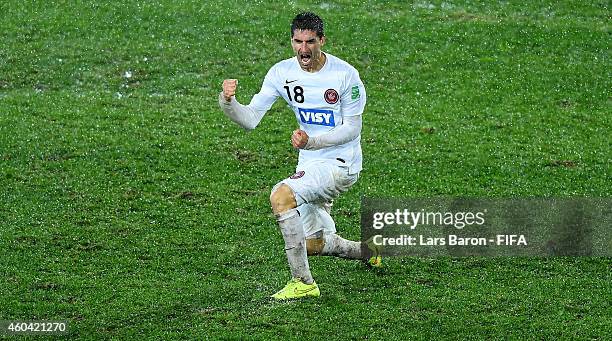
[351,85,360,100]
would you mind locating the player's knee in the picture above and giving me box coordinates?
[270,184,297,215]
[306,238,325,256]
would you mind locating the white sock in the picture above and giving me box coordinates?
[277,209,314,284]
[321,234,361,259]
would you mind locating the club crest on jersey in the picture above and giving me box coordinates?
[298,108,335,126]
[324,89,339,104]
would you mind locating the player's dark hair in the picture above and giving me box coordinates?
[291,12,324,38]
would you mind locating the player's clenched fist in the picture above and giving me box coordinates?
[291,129,309,149]
[222,79,238,102]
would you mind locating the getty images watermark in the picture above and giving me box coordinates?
[361,198,611,257]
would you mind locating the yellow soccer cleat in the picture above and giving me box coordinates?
[368,254,383,268]
[365,237,383,268]
[271,278,320,300]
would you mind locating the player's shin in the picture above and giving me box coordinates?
[321,234,361,259]
[276,209,314,284]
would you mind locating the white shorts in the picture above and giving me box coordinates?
[275,159,359,237]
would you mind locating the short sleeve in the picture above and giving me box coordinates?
[340,68,366,117]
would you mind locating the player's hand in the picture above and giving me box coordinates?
[222,79,238,102]
[291,129,309,149]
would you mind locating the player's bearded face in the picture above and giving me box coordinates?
[291,29,325,71]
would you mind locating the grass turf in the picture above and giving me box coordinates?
[0,0,610,339]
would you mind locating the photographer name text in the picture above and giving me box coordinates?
[372,234,528,246]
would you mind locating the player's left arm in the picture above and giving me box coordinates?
[293,115,362,150]
[293,68,366,150]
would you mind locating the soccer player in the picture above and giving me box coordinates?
[219,12,380,300]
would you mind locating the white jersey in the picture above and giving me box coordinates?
[248,53,366,174]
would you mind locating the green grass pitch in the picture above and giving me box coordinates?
[0,1,610,339]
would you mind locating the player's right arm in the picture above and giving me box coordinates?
[218,79,264,131]
[219,68,280,131]
[222,79,238,102]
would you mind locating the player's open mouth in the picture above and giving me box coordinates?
[300,53,311,65]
